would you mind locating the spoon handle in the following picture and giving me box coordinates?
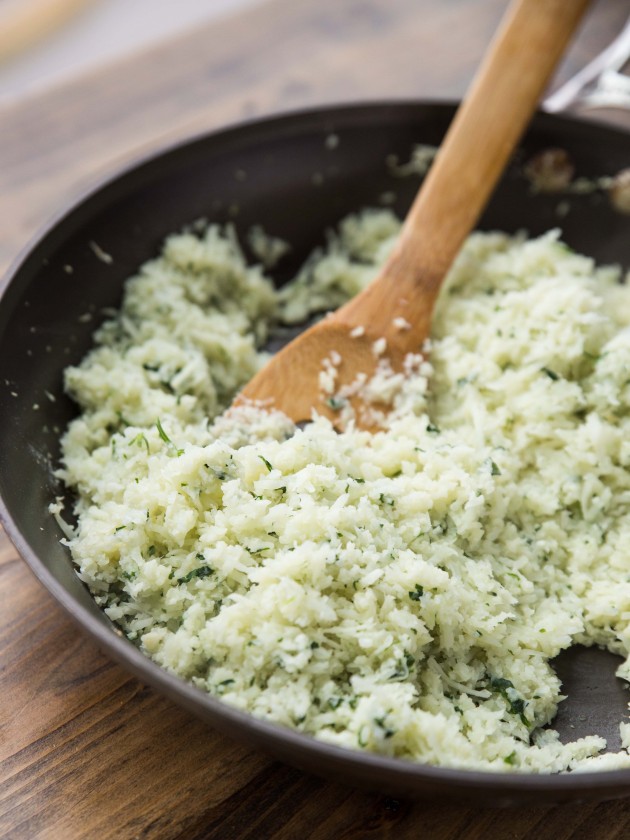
[337,0,591,345]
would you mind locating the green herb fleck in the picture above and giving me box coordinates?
[541,367,559,381]
[156,417,172,444]
[409,584,424,601]
[156,418,184,455]
[490,676,528,725]
[131,432,150,453]
[178,565,213,584]
[326,396,347,411]
[259,455,273,472]
[374,716,395,738]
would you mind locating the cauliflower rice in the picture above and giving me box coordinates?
[55,210,630,773]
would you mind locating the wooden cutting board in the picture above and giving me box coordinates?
[2,0,630,837]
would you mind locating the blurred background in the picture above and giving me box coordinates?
[0,0,263,101]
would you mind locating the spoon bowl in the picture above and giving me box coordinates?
[239,0,591,427]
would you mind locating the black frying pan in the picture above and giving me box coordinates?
[1,101,630,805]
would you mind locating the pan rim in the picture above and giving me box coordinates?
[2,98,630,800]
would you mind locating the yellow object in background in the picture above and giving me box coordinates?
[0,0,93,63]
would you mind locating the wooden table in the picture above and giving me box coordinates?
[2,1,630,837]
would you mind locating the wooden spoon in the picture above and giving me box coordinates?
[238,0,591,429]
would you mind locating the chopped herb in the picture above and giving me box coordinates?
[409,584,424,601]
[490,676,528,725]
[504,751,517,766]
[374,716,395,738]
[156,418,184,455]
[426,422,440,433]
[353,477,365,484]
[490,459,501,476]
[328,697,343,710]
[379,493,395,506]
[390,658,410,680]
[148,545,156,556]
[457,375,476,386]
[131,432,150,453]
[326,396,347,411]
[156,417,172,444]
[541,367,559,381]
[310,641,320,649]
[178,565,213,584]
[115,525,126,532]
[259,455,273,472]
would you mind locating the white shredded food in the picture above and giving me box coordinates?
[56,210,630,773]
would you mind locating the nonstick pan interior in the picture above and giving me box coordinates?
[1,101,630,804]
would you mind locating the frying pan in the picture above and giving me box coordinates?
[1,100,630,806]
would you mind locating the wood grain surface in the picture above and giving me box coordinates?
[2,0,630,837]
